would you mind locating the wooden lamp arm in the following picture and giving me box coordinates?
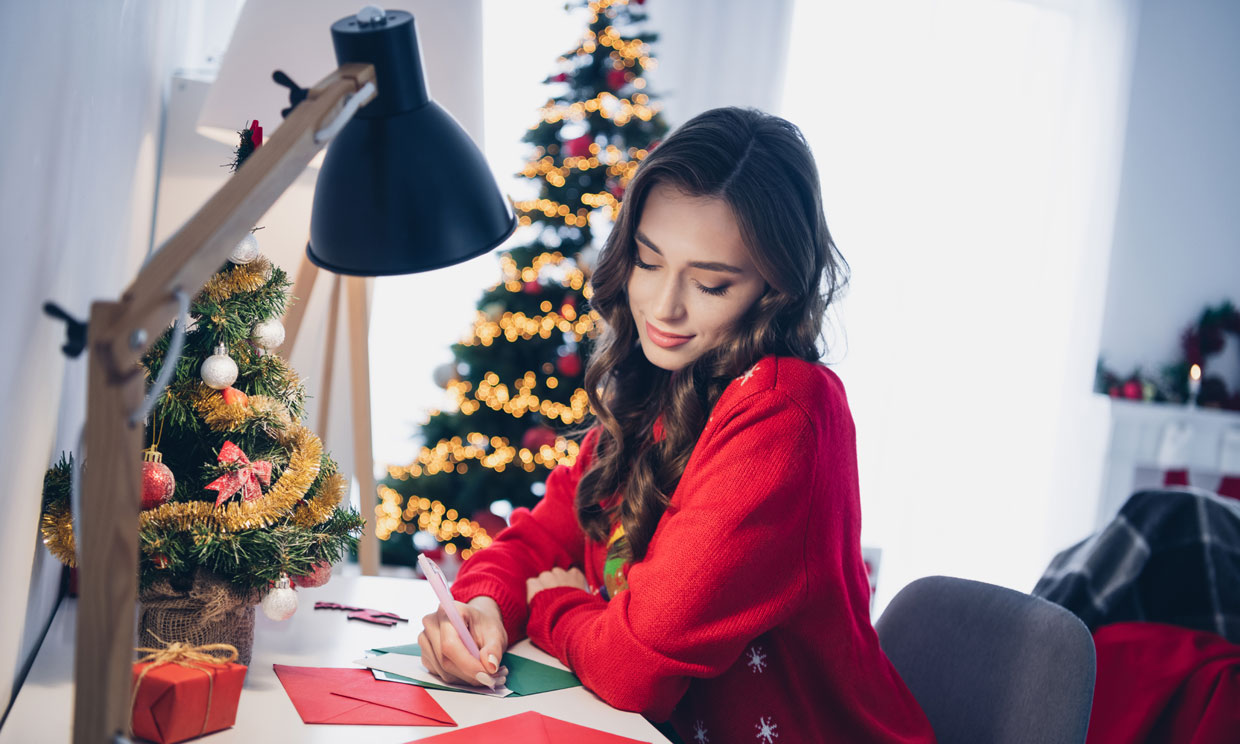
[73,63,375,744]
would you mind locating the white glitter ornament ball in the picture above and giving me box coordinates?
[251,318,285,350]
[200,344,238,389]
[229,233,260,264]
[432,362,458,389]
[261,574,298,621]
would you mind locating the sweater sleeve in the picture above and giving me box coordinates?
[450,427,600,642]
[525,391,815,721]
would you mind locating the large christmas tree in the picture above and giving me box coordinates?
[377,0,668,566]
[40,122,363,596]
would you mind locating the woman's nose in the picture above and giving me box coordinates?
[652,275,685,321]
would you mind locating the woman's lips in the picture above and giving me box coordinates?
[646,321,694,349]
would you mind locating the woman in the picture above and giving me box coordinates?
[418,107,936,743]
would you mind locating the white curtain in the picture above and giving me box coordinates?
[0,0,184,716]
[780,0,1140,611]
[642,0,796,126]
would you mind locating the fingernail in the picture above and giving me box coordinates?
[475,671,495,688]
[488,653,499,672]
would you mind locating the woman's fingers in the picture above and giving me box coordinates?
[417,629,448,681]
[436,607,494,688]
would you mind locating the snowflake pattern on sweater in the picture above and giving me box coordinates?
[755,716,779,742]
[692,720,709,743]
[746,644,767,673]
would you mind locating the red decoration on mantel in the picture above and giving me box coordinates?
[204,441,272,505]
[313,601,409,626]
[249,119,263,148]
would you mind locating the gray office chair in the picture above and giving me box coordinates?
[875,576,1096,744]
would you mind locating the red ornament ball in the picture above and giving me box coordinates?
[607,69,628,91]
[1122,380,1142,400]
[522,426,558,452]
[566,134,593,159]
[141,459,175,510]
[291,561,333,589]
[552,72,569,82]
[556,352,582,377]
[523,280,542,295]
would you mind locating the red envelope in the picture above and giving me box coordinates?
[409,711,648,743]
[273,665,455,727]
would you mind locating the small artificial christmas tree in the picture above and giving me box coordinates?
[376,0,668,566]
[39,121,363,662]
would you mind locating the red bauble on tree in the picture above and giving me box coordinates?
[141,446,175,510]
[566,134,593,159]
[556,352,582,377]
[292,561,333,588]
[607,68,628,91]
[551,72,569,82]
[523,280,542,295]
[522,425,558,452]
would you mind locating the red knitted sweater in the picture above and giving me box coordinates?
[451,355,935,743]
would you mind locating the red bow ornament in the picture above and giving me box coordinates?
[205,441,272,506]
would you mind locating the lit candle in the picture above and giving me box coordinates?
[1188,363,1202,405]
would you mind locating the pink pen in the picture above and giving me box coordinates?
[418,554,482,660]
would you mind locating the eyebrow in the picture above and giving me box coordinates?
[635,231,746,274]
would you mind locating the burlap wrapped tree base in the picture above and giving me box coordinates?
[138,570,266,666]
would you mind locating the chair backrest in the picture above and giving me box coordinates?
[875,576,1096,744]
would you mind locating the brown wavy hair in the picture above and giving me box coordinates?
[575,107,848,562]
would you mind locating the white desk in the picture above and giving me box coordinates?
[1,576,669,743]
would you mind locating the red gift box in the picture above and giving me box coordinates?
[130,646,246,744]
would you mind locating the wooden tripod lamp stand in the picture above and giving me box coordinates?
[68,8,515,742]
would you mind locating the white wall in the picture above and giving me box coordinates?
[782,0,1140,612]
[0,0,183,720]
[1098,0,1240,375]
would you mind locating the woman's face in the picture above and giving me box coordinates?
[627,184,767,371]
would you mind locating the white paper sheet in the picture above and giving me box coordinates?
[353,654,514,697]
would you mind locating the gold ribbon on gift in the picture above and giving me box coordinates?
[129,633,240,738]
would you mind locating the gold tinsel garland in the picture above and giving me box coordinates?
[139,425,322,532]
[191,383,290,434]
[40,503,75,565]
[200,256,272,303]
[291,471,346,527]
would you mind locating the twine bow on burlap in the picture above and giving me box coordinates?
[130,633,239,738]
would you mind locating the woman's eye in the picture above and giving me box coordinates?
[696,282,729,297]
[634,257,657,270]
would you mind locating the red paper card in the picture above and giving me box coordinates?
[409,711,648,743]
[273,665,455,726]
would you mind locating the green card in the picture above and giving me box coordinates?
[370,644,582,696]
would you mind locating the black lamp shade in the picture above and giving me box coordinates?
[308,10,517,276]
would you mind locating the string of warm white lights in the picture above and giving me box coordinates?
[536,91,659,126]
[462,309,598,348]
[389,431,582,483]
[375,484,498,554]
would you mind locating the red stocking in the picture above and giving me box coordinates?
[1217,476,1240,501]
[1163,469,1190,487]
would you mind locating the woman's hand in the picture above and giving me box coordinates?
[418,596,509,689]
[526,566,590,603]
